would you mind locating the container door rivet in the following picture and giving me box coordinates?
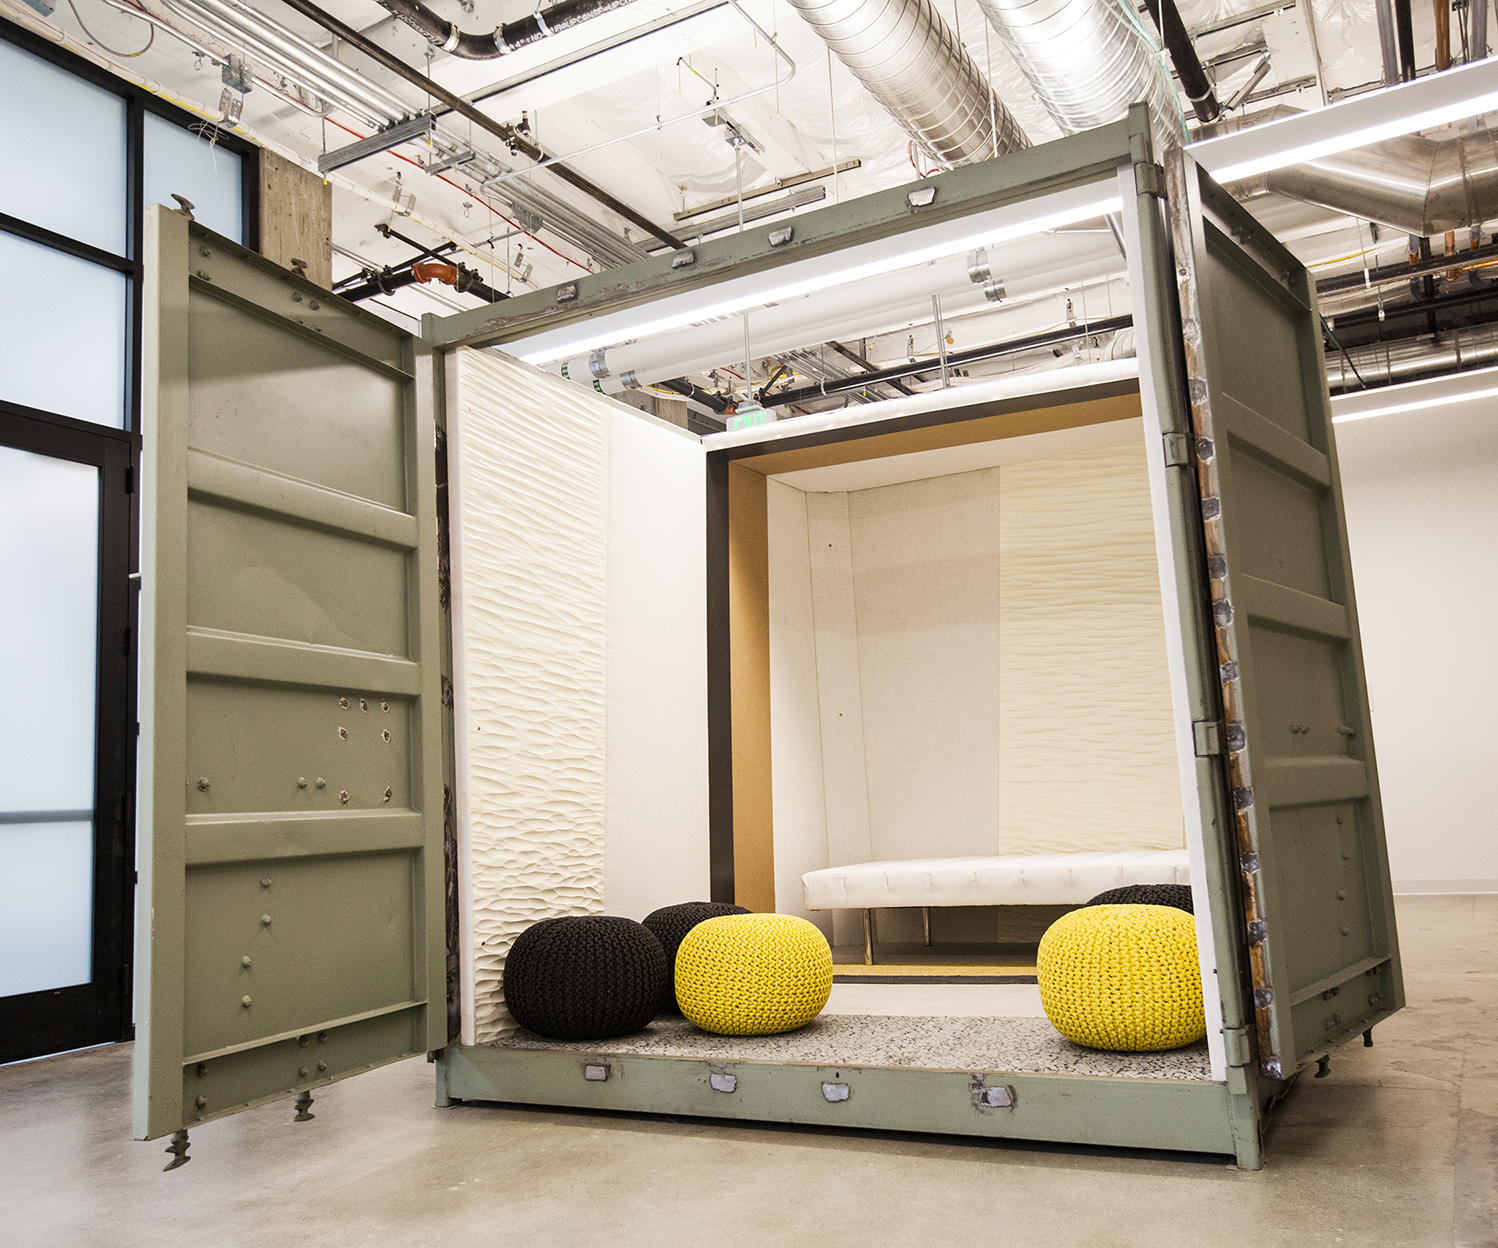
[317,1061,327,1072]
[299,1066,309,1078]
[261,914,272,926]
[297,776,308,788]
[196,1094,208,1109]
[197,776,210,791]
[315,777,326,788]
[241,995,252,1007]
[340,790,350,804]
[241,956,252,968]
[261,877,271,888]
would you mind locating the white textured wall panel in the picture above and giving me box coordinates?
[450,349,608,1043]
[770,433,1183,890]
[997,442,1182,853]
[849,467,1001,861]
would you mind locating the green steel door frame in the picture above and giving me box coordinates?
[133,207,448,1154]
[1163,152,1404,1082]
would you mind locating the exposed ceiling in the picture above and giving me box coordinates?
[6,0,1495,416]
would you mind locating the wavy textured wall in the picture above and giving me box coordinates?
[450,349,608,1042]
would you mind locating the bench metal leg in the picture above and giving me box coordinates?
[863,908,874,965]
[923,906,931,946]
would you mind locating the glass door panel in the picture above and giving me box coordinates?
[0,445,100,998]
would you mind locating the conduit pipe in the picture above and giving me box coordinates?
[975,0,1185,154]
[1261,124,1498,235]
[377,0,637,60]
[1143,0,1218,123]
[787,0,1029,167]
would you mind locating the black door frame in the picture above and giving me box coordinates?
[0,401,138,1062]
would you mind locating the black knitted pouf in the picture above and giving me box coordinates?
[642,901,751,1013]
[502,916,668,1041]
[1083,883,1195,915]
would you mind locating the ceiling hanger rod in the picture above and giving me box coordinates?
[273,0,687,249]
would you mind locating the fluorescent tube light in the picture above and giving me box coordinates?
[513,188,1123,365]
[1193,58,1498,183]
[1332,383,1498,423]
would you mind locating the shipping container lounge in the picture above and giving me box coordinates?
[131,107,1403,1173]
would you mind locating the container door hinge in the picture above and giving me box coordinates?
[1135,161,1165,199]
[1163,433,1192,467]
[1193,719,1222,756]
[1224,1026,1254,1068]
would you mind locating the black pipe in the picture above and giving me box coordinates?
[765,315,1133,408]
[1394,0,1417,80]
[1315,238,1498,294]
[1144,0,1221,123]
[337,259,508,305]
[274,0,686,251]
[379,0,637,59]
[656,377,731,414]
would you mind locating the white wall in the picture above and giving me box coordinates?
[768,430,1185,924]
[603,405,711,921]
[450,350,709,1043]
[1334,380,1498,893]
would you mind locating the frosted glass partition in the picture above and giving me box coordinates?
[0,822,94,997]
[0,446,99,997]
[144,112,244,243]
[0,233,128,428]
[0,39,127,255]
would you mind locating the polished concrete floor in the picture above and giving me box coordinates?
[2,895,1493,1247]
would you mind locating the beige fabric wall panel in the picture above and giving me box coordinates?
[766,481,833,939]
[848,468,1002,861]
[449,349,608,1043]
[805,492,875,948]
[997,442,1183,853]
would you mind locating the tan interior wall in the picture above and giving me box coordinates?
[258,150,332,290]
[728,462,776,912]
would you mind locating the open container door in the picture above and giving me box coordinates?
[1164,153,1404,1082]
[132,208,448,1165]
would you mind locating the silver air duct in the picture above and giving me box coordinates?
[788,0,1030,167]
[974,0,1185,153]
[1262,126,1498,236]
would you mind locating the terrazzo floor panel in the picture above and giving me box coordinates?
[492,1012,1212,1080]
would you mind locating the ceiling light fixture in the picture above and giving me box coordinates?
[1330,365,1498,423]
[1192,57,1498,183]
[512,184,1123,365]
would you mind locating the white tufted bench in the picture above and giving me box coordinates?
[803,849,1192,963]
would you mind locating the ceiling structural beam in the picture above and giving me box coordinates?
[765,315,1133,407]
[272,0,687,250]
[317,113,434,175]
[1316,239,1498,294]
[675,161,863,221]
[1393,0,1417,82]
[823,340,915,395]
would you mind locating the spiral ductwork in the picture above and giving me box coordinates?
[975,0,1185,153]
[788,0,1030,168]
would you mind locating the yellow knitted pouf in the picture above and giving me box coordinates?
[675,914,833,1036]
[1037,905,1206,1052]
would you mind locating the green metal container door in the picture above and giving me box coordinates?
[1165,154,1404,1081]
[132,208,447,1148]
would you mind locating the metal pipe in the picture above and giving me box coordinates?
[1325,326,1498,389]
[1262,123,1498,235]
[764,313,1131,407]
[1435,0,1452,72]
[378,0,637,59]
[932,294,949,386]
[1374,0,1401,85]
[1144,0,1220,123]
[272,0,686,249]
[787,0,1029,168]
[1475,0,1490,60]
[975,0,1185,152]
